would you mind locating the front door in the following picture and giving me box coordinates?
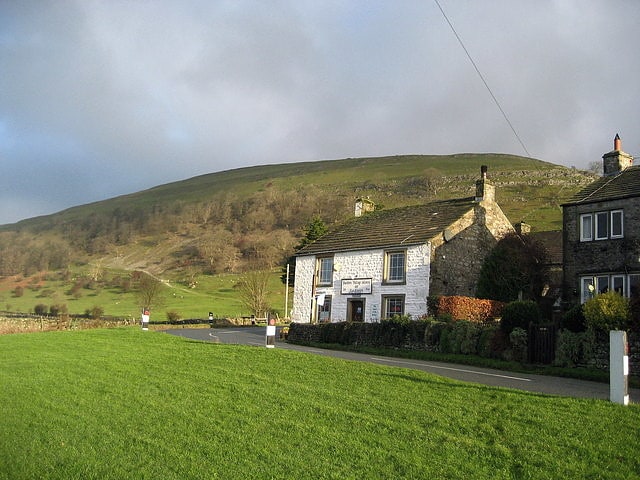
[347,299,365,322]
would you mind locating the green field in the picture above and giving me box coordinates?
[1,328,638,479]
[0,269,290,320]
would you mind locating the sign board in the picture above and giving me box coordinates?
[341,278,372,295]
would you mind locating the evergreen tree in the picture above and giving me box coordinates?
[476,232,549,303]
[281,216,328,286]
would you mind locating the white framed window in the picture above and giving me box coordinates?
[595,275,609,294]
[612,275,625,295]
[611,210,624,238]
[595,212,608,240]
[317,295,332,323]
[316,257,333,286]
[580,209,623,242]
[384,250,406,284]
[382,295,405,319]
[580,214,593,242]
[580,277,595,303]
[581,273,638,303]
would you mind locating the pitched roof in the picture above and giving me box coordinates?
[296,197,476,256]
[563,165,640,206]
[529,230,562,265]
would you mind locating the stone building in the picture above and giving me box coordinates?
[291,166,514,323]
[562,135,640,304]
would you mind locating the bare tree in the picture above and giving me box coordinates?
[236,270,271,317]
[198,227,240,273]
[587,161,602,176]
[134,272,166,312]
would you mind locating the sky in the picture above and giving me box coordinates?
[1,1,639,225]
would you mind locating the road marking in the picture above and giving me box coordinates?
[371,357,532,382]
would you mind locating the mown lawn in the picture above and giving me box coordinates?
[1,328,638,479]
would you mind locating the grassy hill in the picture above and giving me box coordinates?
[0,153,596,318]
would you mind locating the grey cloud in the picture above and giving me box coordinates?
[0,0,639,224]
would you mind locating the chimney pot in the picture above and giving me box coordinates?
[614,133,621,151]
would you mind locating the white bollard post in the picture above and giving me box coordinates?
[610,330,629,405]
[265,316,276,348]
[141,309,150,331]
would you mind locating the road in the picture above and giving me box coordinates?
[164,326,639,402]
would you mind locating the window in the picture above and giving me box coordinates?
[382,295,405,319]
[580,274,638,303]
[629,275,640,298]
[611,210,624,238]
[580,277,595,303]
[580,209,623,242]
[580,214,593,242]
[595,212,608,240]
[317,295,332,323]
[595,275,609,294]
[384,250,406,283]
[317,257,333,286]
[612,275,625,295]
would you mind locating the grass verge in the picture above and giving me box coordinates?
[1,328,639,479]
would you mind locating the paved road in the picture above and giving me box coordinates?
[165,326,639,402]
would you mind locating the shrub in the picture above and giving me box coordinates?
[500,300,540,334]
[34,304,48,315]
[477,324,501,358]
[437,296,504,322]
[166,310,182,322]
[424,320,448,349]
[85,305,104,320]
[509,327,528,363]
[439,320,481,355]
[583,291,630,333]
[554,329,597,368]
[561,304,587,332]
[13,286,24,298]
[49,304,68,316]
[427,296,440,317]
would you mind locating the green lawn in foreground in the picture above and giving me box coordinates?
[1,329,639,479]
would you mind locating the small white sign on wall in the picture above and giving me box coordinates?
[341,278,372,295]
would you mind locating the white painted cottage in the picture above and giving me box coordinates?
[291,167,514,323]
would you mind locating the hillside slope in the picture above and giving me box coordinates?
[0,153,595,277]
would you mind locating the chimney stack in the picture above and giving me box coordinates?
[475,165,495,202]
[603,134,633,176]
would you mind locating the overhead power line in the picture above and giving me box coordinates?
[433,0,531,157]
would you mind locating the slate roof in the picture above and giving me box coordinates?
[296,197,476,256]
[563,165,640,206]
[529,230,563,266]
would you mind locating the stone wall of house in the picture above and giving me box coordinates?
[291,244,430,323]
[563,196,640,303]
[291,255,315,323]
[429,200,514,298]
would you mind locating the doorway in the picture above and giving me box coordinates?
[347,298,365,322]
